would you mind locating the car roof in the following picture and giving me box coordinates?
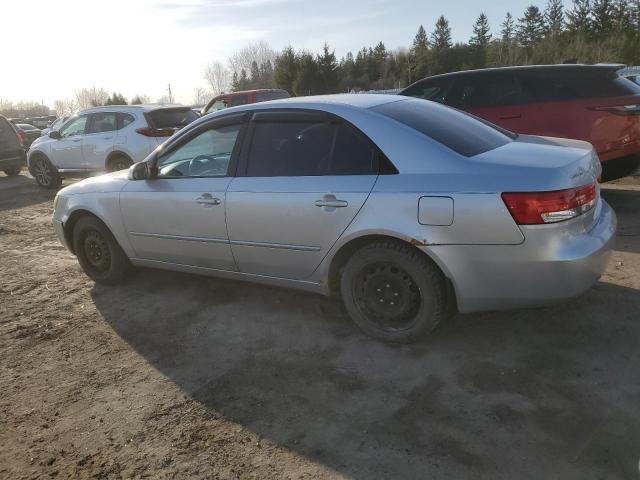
[224,88,288,95]
[78,104,191,114]
[239,93,405,110]
[411,63,626,82]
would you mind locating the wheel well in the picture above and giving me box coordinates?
[105,151,132,170]
[28,151,48,172]
[63,210,101,254]
[327,234,458,313]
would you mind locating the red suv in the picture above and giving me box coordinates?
[201,89,290,116]
[400,65,640,179]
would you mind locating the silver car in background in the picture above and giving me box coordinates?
[52,95,616,342]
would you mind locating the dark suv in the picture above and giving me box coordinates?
[401,65,640,179]
[0,115,26,176]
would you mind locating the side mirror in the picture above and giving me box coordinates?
[128,162,150,181]
[49,130,61,140]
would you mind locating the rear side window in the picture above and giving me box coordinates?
[230,94,249,107]
[87,112,117,134]
[256,90,290,102]
[518,68,640,101]
[246,119,380,177]
[247,121,333,176]
[401,79,454,104]
[147,108,198,129]
[455,73,532,108]
[117,113,135,129]
[372,99,512,157]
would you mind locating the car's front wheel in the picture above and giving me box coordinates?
[73,216,132,285]
[3,165,22,176]
[31,156,61,189]
[340,241,447,343]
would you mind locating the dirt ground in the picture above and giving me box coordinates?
[0,172,639,480]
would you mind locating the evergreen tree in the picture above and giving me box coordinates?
[231,71,240,91]
[410,25,429,81]
[566,0,592,34]
[105,92,127,105]
[431,16,452,50]
[273,46,298,94]
[294,51,320,96]
[544,0,565,38]
[517,6,546,48]
[501,12,516,41]
[611,0,631,32]
[317,43,339,94]
[470,13,491,68]
[249,61,260,88]
[470,13,492,47]
[592,0,614,36]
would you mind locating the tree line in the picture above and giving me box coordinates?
[203,0,640,97]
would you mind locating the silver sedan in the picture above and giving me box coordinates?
[52,95,616,342]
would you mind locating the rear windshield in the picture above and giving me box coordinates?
[372,99,512,157]
[147,108,198,129]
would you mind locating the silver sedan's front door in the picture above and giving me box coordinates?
[119,120,244,271]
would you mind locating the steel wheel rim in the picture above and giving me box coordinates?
[83,230,111,273]
[352,262,422,332]
[34,159,52,186]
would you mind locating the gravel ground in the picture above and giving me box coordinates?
[0,173,639,480]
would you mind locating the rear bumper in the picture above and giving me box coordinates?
[426,200,617,313]
[0,152,26,168]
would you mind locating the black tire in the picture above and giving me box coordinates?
[107,155,132,172]
[72,215,131,285]
[31,156,61,189]
[340,241,447,343]
[3,165,22,176]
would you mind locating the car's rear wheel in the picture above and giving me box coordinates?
[340,241,447,343]
[3,165,22,176]
[107,155,132,172]
[31,156,61,189]
[73,216,131,285]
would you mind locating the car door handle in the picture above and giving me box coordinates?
[103,136,113,140]
[71,138,81,142]
[499,114,522,120]
[196,193,221,206]
[315,199,348,208]
[314,194,348,209]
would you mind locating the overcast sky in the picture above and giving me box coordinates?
[1,0,560,107]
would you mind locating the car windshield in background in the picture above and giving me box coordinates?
[371,98,512,157]
[147,108,198,129]
[17,124,38,131]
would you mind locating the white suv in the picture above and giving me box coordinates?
[27,105,198,188]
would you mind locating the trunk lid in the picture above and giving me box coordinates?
[0,117,22,157]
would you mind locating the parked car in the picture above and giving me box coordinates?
[51,95,615,343]
[0,115,26,176]
[40,116,70,137]
[14,124,41,149]
[28,104,198,188]
[400,64,640,180]
[201,89,290,115]
[24,116,51,129]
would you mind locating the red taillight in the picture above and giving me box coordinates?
[16,130,25,146]
[589,104,640,116]
[501,183,597,225]
[135,127,174,137]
